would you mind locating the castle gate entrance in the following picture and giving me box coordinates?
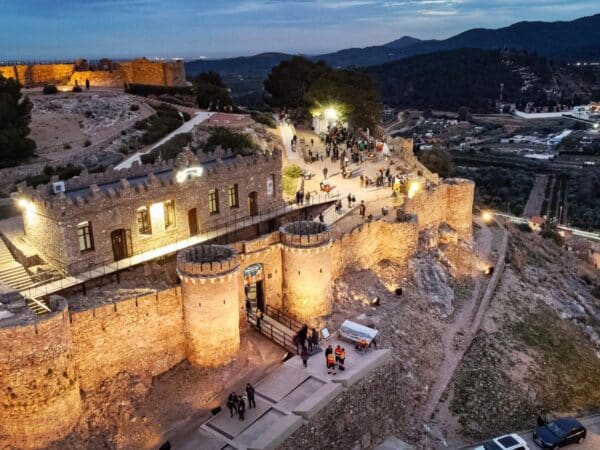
[248,192,259,217]
[244,263,265,312]
[188,208,198,236]
[111,229,131,261]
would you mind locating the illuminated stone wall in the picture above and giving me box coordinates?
[403,179,475,234]
[69,287,185,390]
[0,59,186,87]
[18,148,284,274]
[177,245,241,367]
[280,222,333,325]
[0,297,80,449]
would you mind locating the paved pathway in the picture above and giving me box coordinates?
[522,174,549,218]
[279,122,300,162]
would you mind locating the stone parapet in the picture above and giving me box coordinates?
[280,221,331,248]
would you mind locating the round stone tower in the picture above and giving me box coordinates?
[0,296,81,449]
[176,244,240,367]
[280,221,332,325]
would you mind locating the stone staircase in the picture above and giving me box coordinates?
[0,238,35,292]
[26,297,50,315]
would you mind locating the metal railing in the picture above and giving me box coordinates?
[247,311,296,354]
[265,305,304,333]
[19,195,339,300]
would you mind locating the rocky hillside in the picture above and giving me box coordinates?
[440,224,600,442]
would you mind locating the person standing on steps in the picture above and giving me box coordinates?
[246,383,256,409]
[359,200,366,218]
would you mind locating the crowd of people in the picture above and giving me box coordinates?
[226,383,257,421]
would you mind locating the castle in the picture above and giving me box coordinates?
[0,57,186,88]
[1,141,474,447]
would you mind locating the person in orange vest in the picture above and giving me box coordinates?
[326,351,336,375]
[338,347,346,371]
[334,345,342,365]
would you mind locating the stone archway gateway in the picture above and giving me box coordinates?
[244,263,265,312]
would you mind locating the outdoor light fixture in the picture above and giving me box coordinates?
[17,198,30,210]
[481,211,494,223]
[176,166,204,183]
[407,180,421,199]
[324,107,338,121]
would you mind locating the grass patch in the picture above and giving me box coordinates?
[140,133,192,164]
[135,104,190,146]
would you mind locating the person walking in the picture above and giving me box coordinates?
[311,328,319,349]
[318,212,324,223]
[347,194,352,208]
[256,309,263,331]
[359,175,365,189]
[300,346,309,368]
[305,191,311,204]
[238,396,246,421]
[323,167,328,180]
[227,393,238,417]
[246,383,256,409]
[351,194,356,205]
[245,298,252,315]
[359,200,366,218]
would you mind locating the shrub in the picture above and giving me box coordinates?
[84,110,93,118]
[42,84,58,95]
[130,104,140,111]
[63,143,71,150]
[283,164,303,178]
[517,222,532,232]
[140,133,192,164]
[203,127,256,155]
[72,86,82,93]
[251,111,277,128]
[83,139,91,147]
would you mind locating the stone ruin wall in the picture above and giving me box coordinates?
[0,59,186,87]
[404,178,475,236]
[0,297,81,450]
[69,287,185,390]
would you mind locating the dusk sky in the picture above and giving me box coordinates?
[1,0,598,61]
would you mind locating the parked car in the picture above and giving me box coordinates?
[475,433,529,450]
[533,418,586,448]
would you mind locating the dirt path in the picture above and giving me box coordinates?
[522,174,548,218]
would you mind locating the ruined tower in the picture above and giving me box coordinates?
[176,244,240,367]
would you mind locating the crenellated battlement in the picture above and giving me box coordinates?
[15,148,281,216]
[177,244,239,278]
[280,221,331,248]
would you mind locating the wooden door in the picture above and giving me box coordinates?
[111,229,128,261]
[188,208,198,236]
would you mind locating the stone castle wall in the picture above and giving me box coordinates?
[69,287,185,390]
[0,297,81,449]
[0,58,186,87]
[404,178,475,235]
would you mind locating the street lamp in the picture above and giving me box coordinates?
[481,210,494,223]
[324,107,338,122]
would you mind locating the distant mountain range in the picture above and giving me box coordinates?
[186,13,600,80]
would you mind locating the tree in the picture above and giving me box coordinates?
[419,145,453,177]
[0,75,36,168]
[191,72,234,111]
[305,69,382,134]
[263,56,327,110]
[458,106,472,121]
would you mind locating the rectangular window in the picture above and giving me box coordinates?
[137,206,152,234]
[267,174,274,197]
[228,184,239,208]
[77,221,94,252]
[164,200,176,229]
[209,189,219,214]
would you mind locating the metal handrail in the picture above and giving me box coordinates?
[246,311,296,353]
[265,305,304,332]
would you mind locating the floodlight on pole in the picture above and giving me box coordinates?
[324,107,338,121]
